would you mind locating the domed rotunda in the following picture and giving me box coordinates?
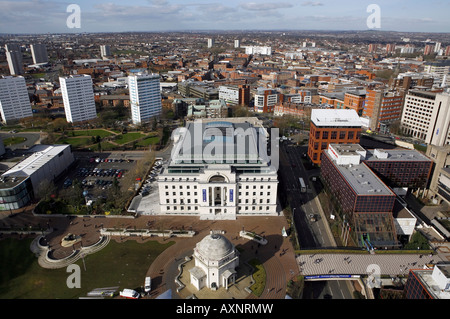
[189,233,239,291]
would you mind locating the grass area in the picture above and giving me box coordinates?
[70,129,115,138]
[248,258,266,297]
[414,144,427,153]
[59,137,92,148]
[91,141,117,152]
[31,73,46,79]
[2,136,26,146]
[114,132,145,145]
[0,238,174,299]
[136,135,160,147]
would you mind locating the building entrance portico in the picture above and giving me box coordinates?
[198,171,237,220]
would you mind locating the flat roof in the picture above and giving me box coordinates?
[3,145,71,178]
[330,143,366,156]
[325,152,393,196]
[364,149,432,162]
[311,109,362,127]
[170,119,269,166]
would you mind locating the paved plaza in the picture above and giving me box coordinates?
[297,253,439,277]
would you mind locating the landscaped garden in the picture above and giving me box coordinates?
[0,237,174,299]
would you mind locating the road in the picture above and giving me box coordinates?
[278,140,354,299]
[0,131,42,151]
[278,141,333,248]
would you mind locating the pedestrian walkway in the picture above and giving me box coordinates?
[1,209,299,300]
[297,253,439,277]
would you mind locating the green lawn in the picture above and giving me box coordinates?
[71,129,115,138]
[0,238,174,299]
[59,137,92,148]
[91,141,117,152]
[2,137,27,146]
[136,135,160,147]
[114,132,145,145]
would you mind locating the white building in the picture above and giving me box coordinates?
[189,233,239,290]
[401,90,450,146]
[423,61,450,87]
[128,73,162,125]
[234,40,240,48]
[30,44,48,64]
[0,76,32,124]
[6,50,23,76]
[157,118,278,220]
[60,75,97,123]
[100,45,111,58]
[244,46,272,56]
[218,86,240,106]
[207,38,215,48]
[0,144,75,210]
[254,88,279,113]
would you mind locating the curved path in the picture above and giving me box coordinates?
[31,234,111,269]
[1,210,299,299]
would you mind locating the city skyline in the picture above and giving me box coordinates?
[1,0,450,34]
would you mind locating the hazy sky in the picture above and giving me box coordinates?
[1,0,449,34]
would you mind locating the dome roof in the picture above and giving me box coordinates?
[196,233,234,260]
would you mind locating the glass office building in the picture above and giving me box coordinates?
[0,176,33,210]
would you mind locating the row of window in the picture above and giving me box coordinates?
[164,206,273,212]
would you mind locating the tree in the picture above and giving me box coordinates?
[35,179,56,201]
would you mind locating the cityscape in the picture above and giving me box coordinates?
[0,0,449,307]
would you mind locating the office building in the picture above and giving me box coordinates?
[234,40,240,48]
[157,118,278,220]
[363,89,404,132]
[178,81,219,101]
[187,99,228,119]
[5,44,24,76]
[0,76,33,124]
[307,109,362,165]
[244,46,272,56]
[401,90,450,146]
[362,148,433,190]
[30,44,48,64]
[0,145,74,211]
[321,144,398,248]
[344,90,366,116]
[389,72,434,91]
[100,45,111,58]
[254,88,279,113]
[207,38,214,48]
[405,264,450,299]
[128,73,162,125]
[423,60,450,87]
[426,144,450,205]
[218,85,250,106]
[60,75,97,123]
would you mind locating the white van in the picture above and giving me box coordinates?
[144,277,152,293]
[119,289,140,299]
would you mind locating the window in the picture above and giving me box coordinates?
[331,131,337,140]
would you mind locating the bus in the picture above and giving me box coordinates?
[299,177,306,193]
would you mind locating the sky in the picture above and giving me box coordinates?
[0,0,449,34]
